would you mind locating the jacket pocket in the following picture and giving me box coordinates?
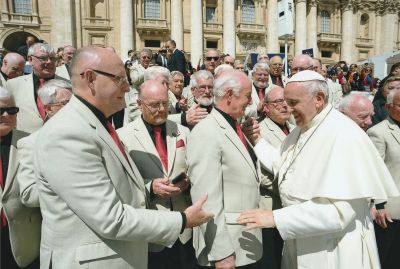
[75,241,118,262]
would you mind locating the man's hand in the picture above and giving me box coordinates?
[170,175,190,192]
[215,255,236,269]
[186,104,208,126]
[237,209,275,229]
[184,194,214,228]
[152,178,181,199]
[241,117,261,145]
[177,98,188,112]
[374,208,392,229]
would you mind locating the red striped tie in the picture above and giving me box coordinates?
[235,122,248,150]
[154,126,168,171]
[106,121,128,161]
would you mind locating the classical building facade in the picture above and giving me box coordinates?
[0,0,399,65]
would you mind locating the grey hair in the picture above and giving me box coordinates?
[28,43,55,57]
[301,80,329,103]
[190,70,213,88]
[144,66,170,81]
[214,64,234,78]
[169,70,184,80]
[387,88,400,104]
[213,73,242,103]
[140,48,153,57]
[38,79,72,105]
[339,92,370,111]
[0,86,14,103]
[257,53,269,61]
[264,85,279,103]
[252,62,270,73]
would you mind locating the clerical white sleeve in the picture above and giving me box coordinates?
[273,198,356,240]
[253,138,280,174]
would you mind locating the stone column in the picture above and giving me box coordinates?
[223,0,236,57]
[374,13,382,55]
[1,0,9,21]
[340,1,353,63]
[120,0,134,58]
[267,0,279,52]
[31,0,39,23]
[51,0,74,48]
[171,0,184,49]
[191,0,203,65]
[295,0,307,55]
[307,0,318,57]
[381,11,398,53]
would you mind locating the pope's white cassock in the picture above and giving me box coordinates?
[253,94,399,268]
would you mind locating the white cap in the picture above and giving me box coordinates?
[288,70,325,83]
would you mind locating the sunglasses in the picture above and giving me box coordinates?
[0,107,19,115]
[206,56,220,61]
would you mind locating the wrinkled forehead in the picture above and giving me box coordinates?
[206,51,219,58]
[0,98,15,107]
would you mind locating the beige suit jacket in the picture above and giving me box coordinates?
[55,64,71,81]
[1,129,41,268]
[245,83,273,119]
[0,72,6,86]
[35,95,182,269]
[269,74,288,87]
[187,109,262,267]
[258,118,293,210]
[6,73,69,133]
[117,117,192,247]
[367,117,400,219]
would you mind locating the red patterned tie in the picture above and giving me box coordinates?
[106,121,128,161]
[37,78,46,120]
[235,122,248,150]
[276,76,283,87]
[154,126,168,171]
[282,125,289,136]
[258,88,265,101]
[0,156,7,227]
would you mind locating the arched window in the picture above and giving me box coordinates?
[242,0,255,24]
[13,0,32,14]
[320,10,330,33]
[360,13,369,38]
[90,0,106,18]
[144,0,160,19]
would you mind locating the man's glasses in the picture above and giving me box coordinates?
[140,100,169,111]
[271,63,283,68]
[81,69,128,86]
[206,56,220,61]
[267,99,286,107]
[291,65,314,72]
[31,55,57,63]
[0,107,19,115]
[141,55,151,59]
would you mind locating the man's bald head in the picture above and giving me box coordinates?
[139,80,168,99]
[1,52,25,79]
[339,93,374,131]
[291,54,314,75]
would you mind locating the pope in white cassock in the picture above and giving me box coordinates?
[237,70,399,269]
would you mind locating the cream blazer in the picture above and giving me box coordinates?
[368,117,400,219]
[34,95,182,269]
[1,129,41,268]
[187,109,262,267]
[117,117,192,248]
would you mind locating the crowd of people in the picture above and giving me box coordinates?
[0,35,399,269]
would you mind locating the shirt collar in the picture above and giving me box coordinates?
[214,107,237,130]
[75,94,109,129]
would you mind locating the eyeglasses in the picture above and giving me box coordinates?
[31,55,57,63]
[0,107,19,115]
[267,99,286,107]
[141,55,151,59]
[206,56,220,61]
[291,65,314,72]
[271,63,283,68]
[81,69,128,86]
[140,100,169,111]
[49,100,69,107]
[195,85,213,93]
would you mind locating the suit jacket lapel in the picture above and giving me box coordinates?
[3,134,19,196]
[133,118,166,175]
[388,118,400,145]
[212,110,258,179]
[26,74,41,118]
[265,118,286,143]
[166,121,178,177]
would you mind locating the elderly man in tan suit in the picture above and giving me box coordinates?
[258,85,293,269]
[118,80,198,269]
[0,52,25,85]
[367,89,400,269]
[7,43,69,133]
[33,47,212,269]
[0,87,40,269]
[188,70,262,269]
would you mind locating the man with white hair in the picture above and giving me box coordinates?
[269,55,287,87]
[239,70,398,269]
[6,43,69,133]
[367,89,400,269]
[188,70,262,269]
[0,53,25,85]
[0,86,40,269]
[55,45,76,80]
[313,58,342,108]
[17,79,73,209]
[214,63,234,78]
[246,62,272,119]
[290,54,314,75]
[339,93,374,131]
